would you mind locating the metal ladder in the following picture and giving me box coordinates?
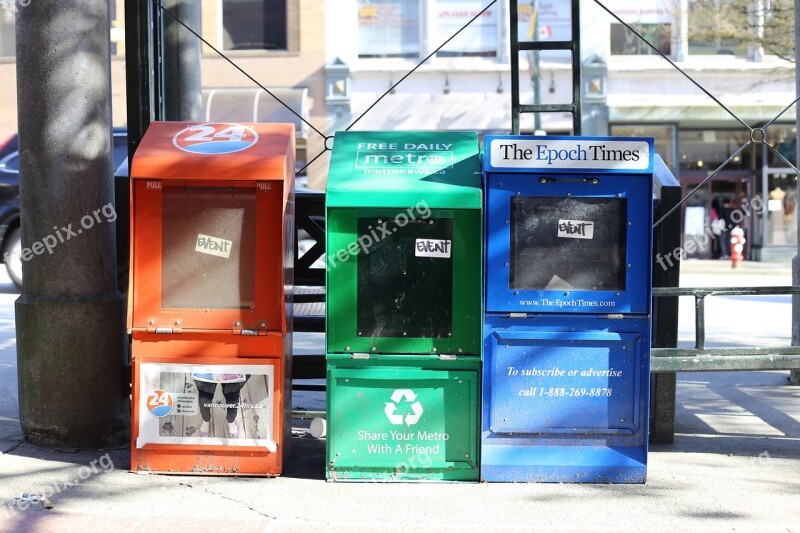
[509,0,582,135]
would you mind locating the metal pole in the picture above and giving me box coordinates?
[15,0,129,446]
[125,0,154,161]
[510,0,520,134]
[532,0,541,131]
[162,0,202,121]
[792,0,800,385]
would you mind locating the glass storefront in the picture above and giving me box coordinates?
[763,125,798,248]
[610,124,677,175]
[611,123,797,260]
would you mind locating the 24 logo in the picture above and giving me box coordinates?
[146,390,174,418]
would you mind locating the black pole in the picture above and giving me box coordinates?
[791,0,800,385]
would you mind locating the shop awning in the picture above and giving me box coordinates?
[201,87,310,138]
[348,92,575,133]
[608,92,796,125]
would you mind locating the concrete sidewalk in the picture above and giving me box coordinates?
[0,264,798,531]
[0,370,798,532]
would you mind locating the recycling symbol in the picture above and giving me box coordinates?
[384,389,424,427]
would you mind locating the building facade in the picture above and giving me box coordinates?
[0,0,329,187]
[0,0,795,258]
[324,0,796,260]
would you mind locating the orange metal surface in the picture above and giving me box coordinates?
[128,121,295,335]
[128,122,295,476]
[131,331,286,358]
[131,349,291,476]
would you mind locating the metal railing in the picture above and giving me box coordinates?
[651,286,800,372]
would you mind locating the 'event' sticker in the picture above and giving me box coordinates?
[557,220,594,239]
[415,239,452,258]
[196,234,233,258]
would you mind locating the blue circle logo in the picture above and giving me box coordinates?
[173,123,259,155]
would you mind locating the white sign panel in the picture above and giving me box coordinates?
[436,0,498,54]
[137,363,277,451]
[489,139,651,171]
[602,0,671,24]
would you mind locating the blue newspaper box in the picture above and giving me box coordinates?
[482,135,664,483]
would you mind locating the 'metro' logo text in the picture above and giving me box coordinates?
[355,142,454,175]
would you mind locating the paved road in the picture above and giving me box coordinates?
[0,261,797,531]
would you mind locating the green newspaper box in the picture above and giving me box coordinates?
[325,131,482,481]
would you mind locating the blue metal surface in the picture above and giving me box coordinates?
[481,135,659,483]
[484,135,654,315]
[481,315,651,483]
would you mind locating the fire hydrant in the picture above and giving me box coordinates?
[730,226,745,268]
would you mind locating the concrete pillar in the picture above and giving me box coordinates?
[163,0,202,121]
[15,0,129,446]
[792,0,800,385]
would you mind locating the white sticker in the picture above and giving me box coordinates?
[195,234,233,258]
[558,220,594,239]
[415,239,452,258]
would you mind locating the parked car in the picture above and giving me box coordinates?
[0,128,128,290]
[0,133,18,161]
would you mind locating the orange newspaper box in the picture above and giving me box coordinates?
[129,122,295,475]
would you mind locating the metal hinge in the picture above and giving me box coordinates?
[351,353,371,359]
[153,327,180,334]
[509,312,528,318]
[240,329,259,336]
[604,314,625,320]
[438,354,458,361]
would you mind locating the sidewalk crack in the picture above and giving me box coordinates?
[177,481,276,520]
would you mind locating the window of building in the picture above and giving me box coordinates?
[687,0,750,57]
[358,0,420,58]
[1,2,17,57]
[610,23,670,56]
[610,124,677,175]
[678,129,752,172]
[357,0,501,59]
[435,0,498,58]
[763,125,797,247]
[222,0,288,51]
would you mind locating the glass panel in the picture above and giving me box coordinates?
[358,0,420,58]
[682,182,708,259]
[222,0,287,51]
[610,124,676,174]
[766,125,796,168]
[610,23,671,56]
[510,197,627,291]
[678,129,751,172]
[162,187,256,309]
[764,125,798,246]
[516,0,571,43]
[517,49,573,102]
[434,0,498,58]
[688,0,750,57]
[357,216,453,338]
[766,174,798,246]
[0,3,15,57]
